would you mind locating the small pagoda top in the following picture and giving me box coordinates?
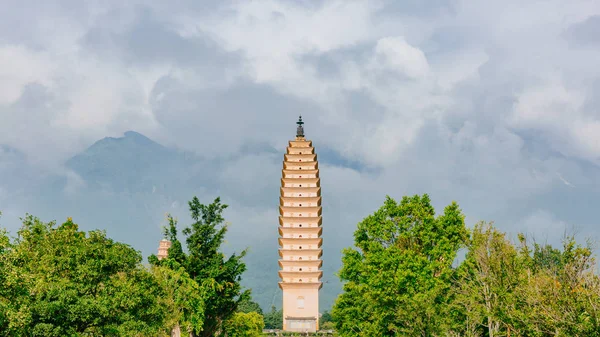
[296,115,305,138]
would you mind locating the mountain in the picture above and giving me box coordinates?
[0,131,341,311]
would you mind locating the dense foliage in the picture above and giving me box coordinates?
[149,197,251,337]
[237,299,263,315]
[0,215,167,337]
[263,306,283,330]
[450,222,600,336]
[332,194,468,336]
[332,195,600,337]
[223,312,264,337]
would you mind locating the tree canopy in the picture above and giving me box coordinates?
[262,306,283,330]
[332,194,468,336]
[0,215,167,337]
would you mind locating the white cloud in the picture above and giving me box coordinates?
[511,78,600,164]
[370,37,430,80]
[0,45,56,104]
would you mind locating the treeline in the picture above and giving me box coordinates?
[2,194,599,336]
[331,195,600,336]
[0,198,265,337]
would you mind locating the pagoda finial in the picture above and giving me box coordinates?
[296,115,305,137]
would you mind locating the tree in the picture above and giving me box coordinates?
[320,311,335,332]
[0,211,10,333]
[263,306,283,330]
[320,310,333,325]
[151,263,205,336]
[223,312,264,337]
[237,298,263,315]
[451,223,600,337]
[515,234,600,336]
[0,215,167,337]
[332,195,468,337]
[451,222,526,337]
[150,197,250,337]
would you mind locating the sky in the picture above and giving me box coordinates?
[1,0,600,269]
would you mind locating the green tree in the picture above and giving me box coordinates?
[0,211,10,333]
[515,234,600,336]
[0,215,167,337]
[223,312,264,337]
[150,197,249,337]
[320,310,333,325]
[263,306,283,330]
[451,222,526,337]
[237,298,263,315]
[452,223,600,337]
[332,195,468,337]
[151,263,205,336]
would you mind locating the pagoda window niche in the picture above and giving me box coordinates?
[297,296,305,309]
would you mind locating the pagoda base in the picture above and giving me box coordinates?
[284,316,318,333]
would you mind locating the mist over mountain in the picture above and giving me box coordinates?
[0,130,343,311]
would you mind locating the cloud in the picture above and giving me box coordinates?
[2,0,600,309]
[566,15,600,47]
[371,37,430,80]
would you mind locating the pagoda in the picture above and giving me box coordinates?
[278,116,323,332]
[157,239,171,260]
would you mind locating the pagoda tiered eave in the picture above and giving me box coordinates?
[281,177,320,185]
[279,282,323,290]
[278,216,322,226]
[280,196,321,206]
[279,227,322,236]
[287,147,315,154]
[282,169,319,178]
[279,206,322,216]
[283,162,319,170]
[289,140,312,147]
[279,271,323,279]
[284,154,317,161]
[278,259,323,268]
[280,186,321,195]
[278,237,323,247]
[278,249,322,258]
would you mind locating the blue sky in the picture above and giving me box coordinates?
[1,0,600,267]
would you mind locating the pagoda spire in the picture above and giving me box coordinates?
[296,115,305,138]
